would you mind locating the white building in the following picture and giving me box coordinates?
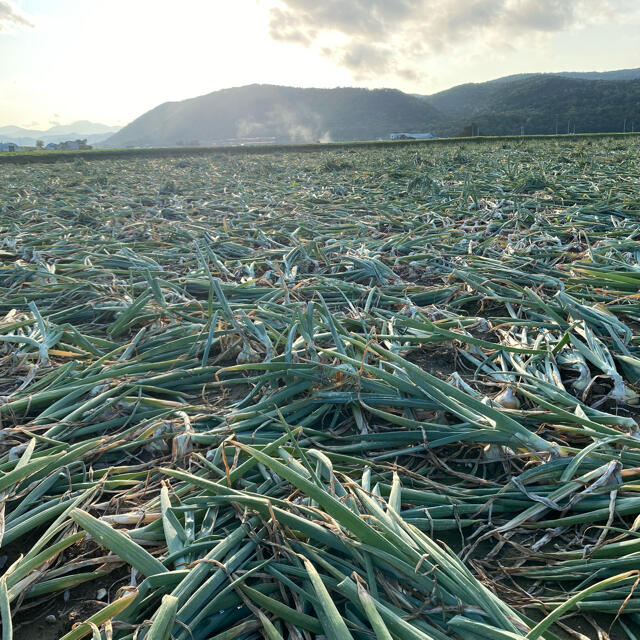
[390,132,435,140]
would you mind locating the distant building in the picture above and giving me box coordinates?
[45,143,59,150]
[0,142,20,152]
[390,132,435,140]
[58,139,91,150]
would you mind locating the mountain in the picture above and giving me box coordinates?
[0,121,120,147]
[103,68,640,147]
[493,68,640,83]
[0,125,40,137]
[103,85,444,147]
[427,76,640,136]
[45,121,119,136]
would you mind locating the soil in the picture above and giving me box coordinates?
[13,568,131,640]
[405,343,458,379]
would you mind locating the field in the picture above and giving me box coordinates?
[0,132,638,165]
[1,137,640,639]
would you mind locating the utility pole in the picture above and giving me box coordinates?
[624,118,627,133]
[521,125,524,136]
[567,121,570,134]
[555,116,558,135]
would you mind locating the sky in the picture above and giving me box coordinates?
[0,0,639,130]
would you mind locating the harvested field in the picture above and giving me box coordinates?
[1,138,640,639]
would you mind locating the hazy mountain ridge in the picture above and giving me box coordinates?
[45,121,119,135]
[0,121,120,147]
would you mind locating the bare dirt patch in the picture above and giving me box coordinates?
[14,568,130,640]
[404,343,458,379]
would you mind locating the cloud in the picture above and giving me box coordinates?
[0,0,33,31]
[269,0,629,82]
[323,43,393,77]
